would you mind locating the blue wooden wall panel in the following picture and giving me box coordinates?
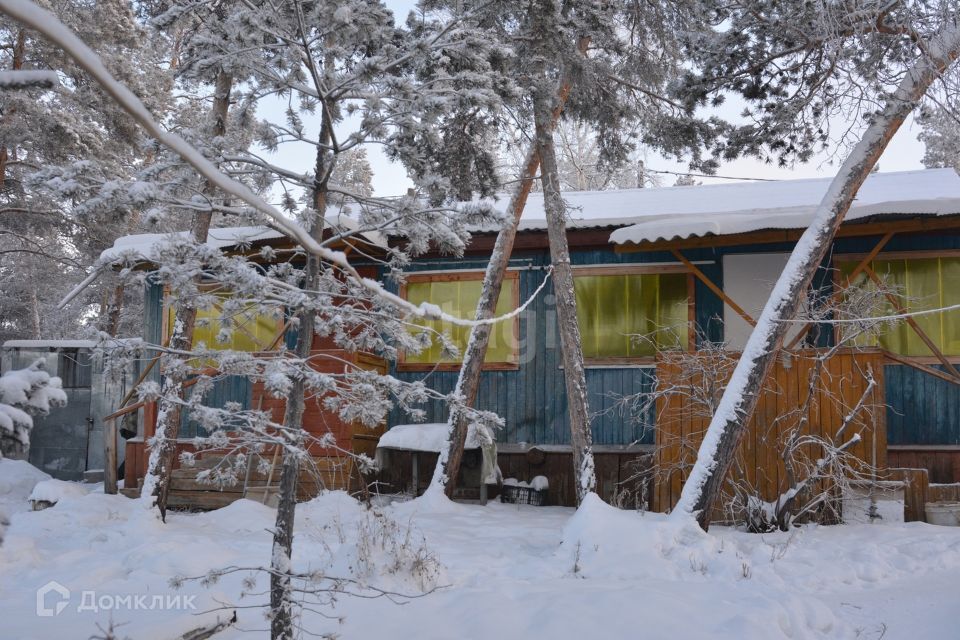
[143,279,164,386]
[386,233,960,446]
[144,230,960,447]
[180,375,252,438]
[885,364,960,445]
[386,248,672,445]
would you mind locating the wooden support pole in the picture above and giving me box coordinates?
[103,400,145,422]
[862,263,960,380]
[671,249,756,328]
[786,231,895,350]
[411,453,419,497]
[104,417,118,494]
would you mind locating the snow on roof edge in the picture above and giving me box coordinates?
[101,213,387,263]
[3,339,96,349]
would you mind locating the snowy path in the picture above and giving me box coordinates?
[1,468,959,639]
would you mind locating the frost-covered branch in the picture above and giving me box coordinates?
[0,0,526,330]
[0,69,58,88]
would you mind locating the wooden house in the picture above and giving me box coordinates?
[109,168,960,513]
[106,223,390,508]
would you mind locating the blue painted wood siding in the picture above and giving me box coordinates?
[145,279,253,438]
[700,234,960,446]
[143,230,960,446]
[180,375,253,438]
[386,234,960,446]
[886,364,960,445]
[386,246,723,445]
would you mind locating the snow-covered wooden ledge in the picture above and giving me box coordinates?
[497,443,653,454]
[376,423,498,503]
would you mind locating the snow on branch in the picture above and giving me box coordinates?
[670,17,960,525]
[0,0,537,330]
[0,69,59,89]
[0,360,67,458]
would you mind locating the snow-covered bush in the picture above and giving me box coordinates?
[0,360,67,460]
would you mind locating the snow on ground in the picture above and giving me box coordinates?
[0,459,50,515]
[28,478,92,504]
[1,465,959,639]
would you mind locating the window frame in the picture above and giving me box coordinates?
[397,270,521,372]
[571,264,696,366]
[833,250,960,362]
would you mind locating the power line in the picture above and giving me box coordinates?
[781,302,960,324]
[646,168,781,182]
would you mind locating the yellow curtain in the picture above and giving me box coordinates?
[168,296,283,353]
[404,278,517,364]
[574,272,687,358]
[839,257,960,356]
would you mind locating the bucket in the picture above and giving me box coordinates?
[925,501,960,526]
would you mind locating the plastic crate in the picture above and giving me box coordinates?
[499,484,548,506]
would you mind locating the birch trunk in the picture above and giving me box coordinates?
[143,70,233,519]
[533,91,596,505]
[427,38,589,499]
[673,22,960,531]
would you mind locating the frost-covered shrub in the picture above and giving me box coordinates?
[0,360,68,459]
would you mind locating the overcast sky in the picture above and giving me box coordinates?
[276,0,929,197]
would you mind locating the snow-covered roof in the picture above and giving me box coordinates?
[101,225,282,263]
[377,422,488,452]
[482,168,960,241]
[100,214,387,263]
[605,168,960,245]
[2,340,95,349]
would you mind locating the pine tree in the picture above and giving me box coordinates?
[669,0,960,531]
[428,0,716,502]
[0,0,171,342]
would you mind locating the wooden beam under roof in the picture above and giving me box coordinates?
[671,248,757,328]
[785,230,896,350]
[862,263,960,381]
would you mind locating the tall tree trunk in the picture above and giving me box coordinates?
[270,89,334,640]
[28,284,41,339]
[0,28,25,188]
[673,23,960,531]
[428,38,588,499]
[533,90,596,505]
[143,70,233,519]
[106,282,124,336]
[269,229,320,640]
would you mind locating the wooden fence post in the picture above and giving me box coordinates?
[104,417,118,494]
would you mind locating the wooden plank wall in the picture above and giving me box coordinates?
[887,447,960,483]
[653,349,888,515]
[886,364,960,446]
[886,468,929,522]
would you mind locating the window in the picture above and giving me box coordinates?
[838,256,960,356]
[166,292,284,353]
[573,269,690,360]
[58,349,92,388]
[401,272,519,368]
